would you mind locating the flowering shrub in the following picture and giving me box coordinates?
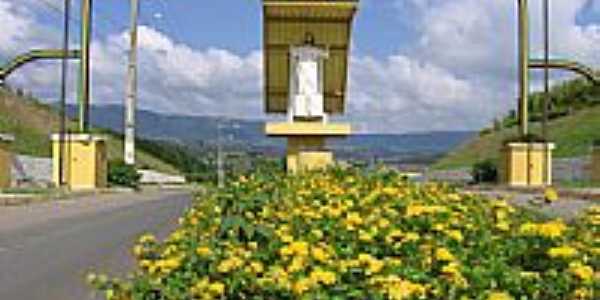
[90,168,599,299]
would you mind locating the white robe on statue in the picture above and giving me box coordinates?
[289,46,328,119]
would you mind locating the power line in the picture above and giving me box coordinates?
[37,0,81,26]
[37,0,117,36]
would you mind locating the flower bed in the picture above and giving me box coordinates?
[90,168,599,299]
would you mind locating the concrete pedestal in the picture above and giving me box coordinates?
[500,142,555,187]
[51,134,108,190]
[0,134,15,189]
[266,122,350,174]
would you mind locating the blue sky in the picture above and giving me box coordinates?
[2,0,600,133]
[75,0,416,57]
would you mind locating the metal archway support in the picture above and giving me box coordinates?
[529,59,600,86]
[508,0,599,188]
[0,49,80,82]
[518,0,600,137]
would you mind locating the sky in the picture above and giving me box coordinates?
[1,0,600,134]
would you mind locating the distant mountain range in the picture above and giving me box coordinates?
[64,104,475,163]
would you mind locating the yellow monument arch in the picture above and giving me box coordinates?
[500,0,555,187]
[262,0,359,173]
[51,0,108,190]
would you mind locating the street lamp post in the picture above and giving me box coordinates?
[217,121,240,188]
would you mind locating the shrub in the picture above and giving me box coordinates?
[90,168,598,299]
[472,160,498,183]
[479,128,493,136]
[108,160,141,188]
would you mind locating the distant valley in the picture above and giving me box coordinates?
[65,104,474,164]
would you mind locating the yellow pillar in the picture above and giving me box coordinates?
[502,142,554,187]
[52,134,108,190]
[0,134,14,189]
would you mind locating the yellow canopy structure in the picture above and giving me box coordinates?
[263,0,359,114]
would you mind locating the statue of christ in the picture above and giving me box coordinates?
[289,34,329,122]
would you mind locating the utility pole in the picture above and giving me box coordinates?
[217,122,224,188]
[59,0,71,186]
[542,0,550,140]
[125,0,140,165]
[518,0,530,137]
[78,0,92,132]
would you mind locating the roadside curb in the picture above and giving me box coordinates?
[0,185,196,207]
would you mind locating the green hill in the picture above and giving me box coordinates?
[0,87,179,174]
[435,78,600,170]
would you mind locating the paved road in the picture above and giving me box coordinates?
[0,191,192,300]
[474,190,596,222]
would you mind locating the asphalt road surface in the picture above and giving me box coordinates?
[0,191,192,300]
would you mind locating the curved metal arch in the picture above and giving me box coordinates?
[0,49,81,82]
[529,59,600,86]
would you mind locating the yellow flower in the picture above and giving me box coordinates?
[568,262,594,282]
[537,220,567,238]
[309,268,337,285]
[359,230,374,242]
[311,246,330,263]
[544,187,559,203]
[208,282,225,295]
[572,288,592,300]
[217,256,244,273]
[495,221,510,231]
[248,242,258,250]
[435,248,456,262]
[287,256,306,273]
[138,259,152,269]
[441,262,461,276]
[247,261,264,274]
[519,220,566,238]
[344,212,363,230]
[196,246,212,257]
[385,229,404,244]
[405,232,420,242]
[488,291,514,300]
[289,241,309,257]
[447,193,461,201]
[338,259,360,272]
[138,234,156,244]
[367,258,385,274]
[378,218,390,229]
[405,205,445,217]
[358,253,384,274]
[385,257,403,267]
[292,277,314,295]
[279,245,294,257]
[132,245,144,257]
[433,223,446,232]
[280,233,294,243]
[492,199,511,209]
[519,271,540,279]
[382,187,397,196]
[371,275,426,300]
[547,246,578,259]
[446,230,464,242]
[310,229,324,240]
